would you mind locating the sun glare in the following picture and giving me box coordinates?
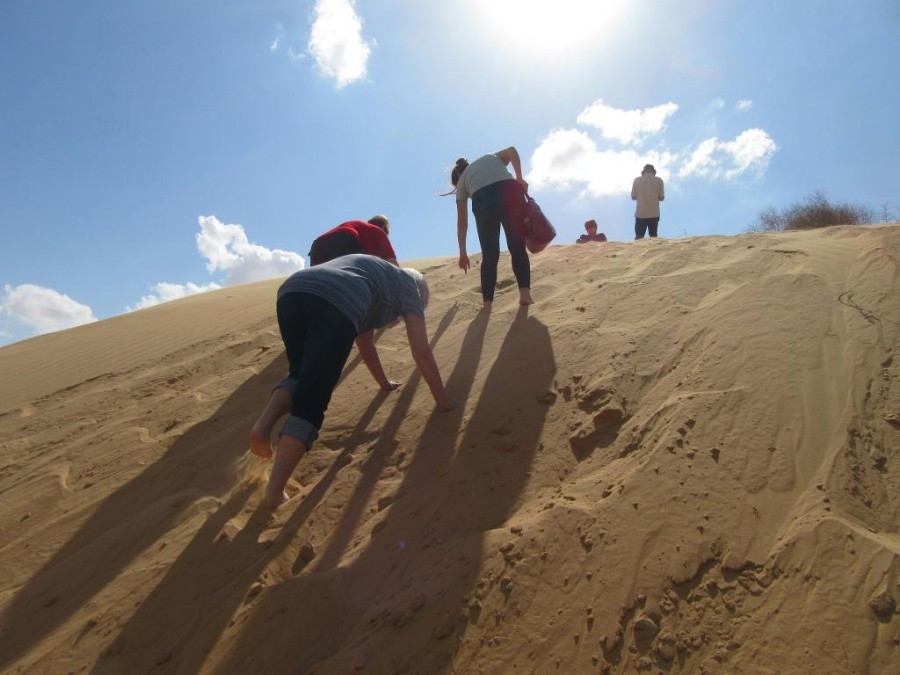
[479,0,626,56]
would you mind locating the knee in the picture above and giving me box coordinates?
[280,416,319,448]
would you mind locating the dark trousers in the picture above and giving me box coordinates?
[308,230,363,266]
[635,217,659,239]
[276,292,357,430]
[471,180,530,301]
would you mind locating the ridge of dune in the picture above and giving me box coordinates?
[0,225,897,674]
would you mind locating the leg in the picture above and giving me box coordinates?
[265,434,307,508]
[648,218,659,238]
[249,386,291,458]
[499,181,532,305]
[263,294,357,506]
[635,218,648,240]
[248,293,311,458]
[472,185,503,306]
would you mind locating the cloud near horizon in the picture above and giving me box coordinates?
[307,0,371,88]
[131,215,306,311]
[1,283,97,338]
[529,99,777,198]
[128,281,222,312]
[1,217,305,341]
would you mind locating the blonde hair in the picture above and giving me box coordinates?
[403,268,429,308]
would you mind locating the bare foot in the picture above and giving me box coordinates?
[249,427,274,459]
[519,289,534,305]
[482,301,493,311]
[249,387,292,459]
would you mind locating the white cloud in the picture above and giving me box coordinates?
[270,25,284,52]
[123,216,304,314]
[308,0,371,88]
[196,215,305,286]
[528,128,676,197]
[529,100,778,196]
[1,284,97,336]
[128,281,222,312]
[708,97,726,112]
[679,128,778,180]
[736,99,753,111]
[576,99,678,145]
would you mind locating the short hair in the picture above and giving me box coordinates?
[368,214,390,233]
[403,268,429,308]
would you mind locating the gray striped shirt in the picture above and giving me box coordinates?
[277,254,424,333]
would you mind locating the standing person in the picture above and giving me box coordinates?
[249,254,453,508]
[631,164,665,239]
[308,216,397,266]
[576,219,608,243]
[447,147,533,310]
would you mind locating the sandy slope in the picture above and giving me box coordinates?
[0,225,897,674]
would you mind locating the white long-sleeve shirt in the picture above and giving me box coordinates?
[631,174,665,218]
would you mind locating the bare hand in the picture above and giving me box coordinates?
[458,254,470,273]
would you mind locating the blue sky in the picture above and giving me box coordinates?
[1,0,898,347]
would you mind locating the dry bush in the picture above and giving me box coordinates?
[749,191,876,232]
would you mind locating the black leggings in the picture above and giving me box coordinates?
[276,292,357,433]
[471,180,530,301]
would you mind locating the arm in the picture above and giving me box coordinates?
[456,199,470,273]
[631,178,638,201]
[404,314,453,411]
[498,146,529,194]
[355,330,399,391]
[658,179,665,202]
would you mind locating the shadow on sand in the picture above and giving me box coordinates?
[210,307,555,673]
[81,306,459,674]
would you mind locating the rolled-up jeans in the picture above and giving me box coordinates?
[275,292,357,447]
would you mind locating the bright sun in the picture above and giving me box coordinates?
[479,0,627,56]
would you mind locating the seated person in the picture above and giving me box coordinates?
[308,215,397,266]
[576,219,608,244]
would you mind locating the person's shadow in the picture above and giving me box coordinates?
[211,308,556,674]
[0,347,299,671]
[82,306,460,674]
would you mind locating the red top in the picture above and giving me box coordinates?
[325,221,397,260]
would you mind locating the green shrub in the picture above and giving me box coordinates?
[749,191,876,232]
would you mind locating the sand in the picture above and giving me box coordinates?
[0,225,897,674]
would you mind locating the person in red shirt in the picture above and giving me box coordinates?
[308,215,398,266]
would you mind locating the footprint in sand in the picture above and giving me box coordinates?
[132,427,157,443]
[57,465,74,493]
[568,405,628,461]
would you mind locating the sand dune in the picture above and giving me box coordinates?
[0,225,897,674]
